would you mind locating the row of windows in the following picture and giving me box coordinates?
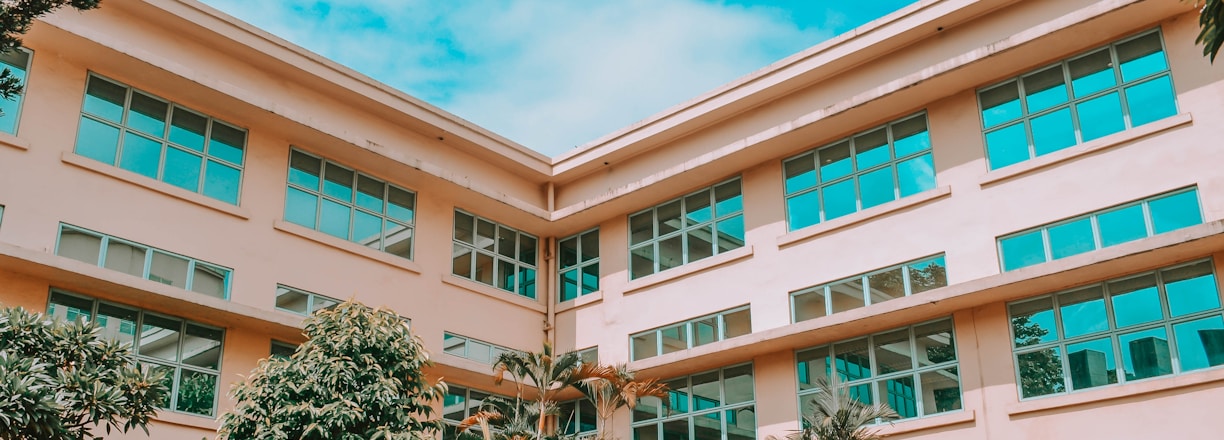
[274,284,340,316]
[633,364,756,440]
[631,306,752,361]
[55,224,231,299]
[791,254,947,323]
[629,179,745,280]
[451,211,539,298]
[442,332,516,365]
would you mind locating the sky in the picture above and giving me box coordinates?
[198,0,916,157]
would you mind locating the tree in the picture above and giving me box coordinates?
[489,343,588,440]
[217,301,445,440]
[573,364,668,440]
[1187,1,1223,62]
[1,1,102,100]
[1012,315,1065,397]
[0,305,166,440]
[770,377,899,440]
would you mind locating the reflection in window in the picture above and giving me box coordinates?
[274,285,339,316]
[441,386,513,439]
[443,332,515,365]
[559,228,600,302]
[998,187,1202,271]
[47,290,224,417]
[1009,259,1224,399]
[55,223,231,299]
[0,48,32,134]
[628,178,745,280]
[631,307,751,361]
[633,364,755,440]
[783,113,935,230]
[284,149,416,259]
[270,340,297,359]
[792,255,947,322]
[74,75,246,204]
[795,318,960,423]
[559,398,598,436]
[979,30,1176,169]
[451,211,538,298]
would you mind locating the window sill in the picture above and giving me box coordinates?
[875,410,975,437]
[0,131,29,151]
[624,245,755,295]
[980,113,1193,187]
[556,290,603,313]
[777,186,952,249]
[441,274,547,313]
[152,409,219,431]
[61,152,251,220]
[272,220,422,274]
[1006,365,1224,416]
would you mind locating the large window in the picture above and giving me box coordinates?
[284,149,416,259]
[47,291,224,417]
[441,386,511,439]
[274,285,339,316]
[451,211,538,298]
[632,364,755,440]
[0,48,31,135]
[796,318,961,422]
[559,399,598,437]
[979,30,1176,170]
[1009,260,1224,399]
[443,332,514,365]
[56,224,231,299]
[631,307,751,361]
[75,74,246,204]
[629,179,745,280]
[999,187,1202,271]
[783,113,935,231]
[791,255,947,323]
[559,228,600,302]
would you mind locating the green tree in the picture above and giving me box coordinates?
[771,377,899,440]
[0,305,166,440]
[218,301,445,440]
[490,343,588,440]
[0,0,101,100]
[573,364,668,440]
[1188,0,1224,62]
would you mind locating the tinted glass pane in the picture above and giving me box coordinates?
[1162,262,1220,317]
[95,303,138,345]
[1030,107,1076,156]
[169,107,207,152]
[1149,190,1201,234]
[580,230,598,262]
[104,240,147,277]
[284,187,318,228]
[119,132,162,178]
[520,267,537,299]
[48,292,94,323]
[191,264,228,298]
[182,324,223,369]
[1011,297,1057,347]
[687,226,714,263]
[76,117,122,164]
[1000,230,1046,271]
[1126,75,1177,126]
[1120,327,1171,380]
[867,267,906,305]
[793,289,826,322]
[1023,66,1069,113]
[714,181,743,216]
[162,147,202,192]
[693,412,721,440]
[176,370,217,416]
[475,220,495,251]
[897,153,935,197]
[497,259,515,291]
[382,223,410,259]
[691,371,720,409]
[451,245,472,278]
[891,115,930,157]
[833,338,872,380]
[915,319,956,366]
[657,200,682,236]
[519,235,537,265]
[1116,33,1167,82]
[1069,49,1116,98]
[1173,316,1224,371]
[127,92,167,137]
[881,375,917,419]
[83,77,127,122]
[474,253,493,285]
[818,141,852,182]
[207,122,245,165]
[319,198,350,239]
[559,237,579,269]
[322,163,354,202]
[497,226,518,258]
[139,314,181,361]
[723,309,751,338]
[874,328,912,375]
[560,269,579,302]
[784,155,817,194]
[353,210,382,249]
[355,175,384,213]
[658,235,682,271]
[662,419,687,440]
[1076,92,1125,141]
[980,81,1022,128]
[1097,204,1147,247]
[715,216,745,252]
[853,128,889,169]
[796,346,830,390]
[387,186,415,223]
[920,368,961,415]
[148,251,188,289]
[822,178,856,221]
[454,212,474,244]
[632,333,658,360]
[1109,274,1163,328]
[0,50,28,134]
[858,166,895,210]
[1048,217,1096,260]
[631,245,655,280]
[202,160,241,204]
[787,190,821,231]
[275,286,310,314]
[1059,286,1108,338]
[830,280,865,314]
[630,211,654,245]
[1067,337,1117,390]
[725,364,754,404]
[660,325,687,355]
[288,151,322,190]
[985,122,1029,170]
[57,228,102,265]
[1018,348,1064,398]
[685,191,712,224]
[908,257,947,295]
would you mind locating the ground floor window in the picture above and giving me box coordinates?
[632,363,755,440]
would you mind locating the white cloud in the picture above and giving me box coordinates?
[200,0,835,156]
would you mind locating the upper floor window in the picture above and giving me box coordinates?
[443,332,514,365]
[791,254,947,323]
[48,290,224,417]
[75,74,246,204]
[0,48,31,135]
[629,179,745,280]
[632,363,756,440]
[631,306,751,361]
[284,149,416,259]
[452,210,537,298]
[1009,260,1223,399]
[796,318,961,422]
[56,223,231,299]
[979,30,1176,170]
[274,285,339,316]
[999,187,1202,271]
[559,228,599,301]
[783,113,934,230]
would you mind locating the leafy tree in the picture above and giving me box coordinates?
[1012,315,1065,397]
[1187,0,1224,62]
[573,364,668,440]
[218,301,445,440]
[770,377,899,440]
[490,343,588,440]
[0,0,102,100]
[0,305,166,440]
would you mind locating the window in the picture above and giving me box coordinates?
[999,187,1202,271]
[47,290,224,417]
[577,346,599,365]
[631,307,751,361]
[559,228,600,301]
[284,149,416,258]
[270,340,297,359]
[0,48,31,135]
[75,74,246,204]
[55,224,231,299]
[0,205,5,228]
[979,30,1176,169]
[783,113,935,230]
[629,179,745,280]
[632,364,755,440]
[559,399,598,437]
[443,332,514,365]
[791,255,947,322]
[796,318,961,422]
[1009,260,1224,399]
[274,285,339,316]
[451,211,538,298]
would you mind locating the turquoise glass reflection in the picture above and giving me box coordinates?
[823,179,856,221]
[76,116,121,164]
[1162,262,1220,317]
[985,123,1029,170]
[1076,92,1125,141]
[119,132,163,179]
[1119,327,1171,380]
[1097,205,1147,247]
[1030,108,1076,156]
[1048,218,1096,260]
[897,154,935,197]
[858,167,895,209]
[1110,276,1163,328]
[1066,337,1117,389]
[787,191,821,230]
[1125,75,1177,126]
[1173,316,1224,371]
[1149,190,1202,234]
[1000,230,1046,271]
[0,50,29,134]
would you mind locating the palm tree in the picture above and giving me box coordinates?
[771,377,899,440]
[493,343,592,440]
[574,364,669,440]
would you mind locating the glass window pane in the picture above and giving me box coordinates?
[169,107,207,152]
[854,128,889,169]
[692,317,718,347]
[980,81,1022,128]
[83,77,127,122]
[145,363,174,409]
[497,226,518,258]
[520,234,537,266]
[687,227,713,263]
[787,190,821,231]
[443,334,466,357]
[1173,316,1224,371]
[476,219,495,251]
[715,216,745,253]
[352,210,382,249]
[48,292,94,323]
[908,256,947,295]
[1109,274,1164,328]
[322,162,354,202]
[867,267,906,305]
[818,141,853,182]
[784,155,817,194]
[664,378,689,416]
[148,251,189,289]
[559,237,579,269]
[796,346,830,391]
[685,191,712,225]
[176,370,217,416]
[920,368,961,416]
[76,116,122,165]
[454,212,474,244]
[1116,33,1167,82]
[1030,107,1076,156]
[657,200,682,236]
[1120,327,1172,380]
[581,263,598,294]
[182,324,222,369]
[1149,190,1202,234]
[833,337,872,381]
[630,211,654,245]
[662,419,688,440]
[207,122,245,165]
[631,245,655,280]
[660,325,687,355]
[1076,92,1125,141]
[1162,261,1220,317]
[915,319,956,366]
[275,286,310,315]
[311,296,338,314]
[632,333,658,361]
[1097,204,1147,247]
[1023,66,1069,113]
[191,264,228,298]
[474,252,494,285]
[104,240,147,277]
[560,269,579,302]
[95,303,138,346]
[896,153,935,198]
[139,314,181,362]
[0,50,28,134]
[163,147,202,192]
[724,364,754,403]
[1000,230,1047,271]
[451,245,472,278]
[284,187,318,229]
[467,340,491,364]
[119,132,163,179]
[497,259,515,291]
[355,174,384,213]
[830,280,865,314]
[693,411,721,440]
[127,92,167,137]
[823,178,856,221]
[1017,347,1065,398]
[659,235,682,271]
[1126,75,1177,126]
[793,289,826,322]
[1011,297,1057,347]
[874,328,913,375]
[1048,217,1096,260]
[319,198,351,239]
[691,371,720,409]
[985,122,1030,170]
[202,160,241,205]
[1059,285,1108,338]
[858,166,895,210]
[634,425,659,440]
[385,222,412,257]
[880,375,917,419]
[723,308,751,339]
[892,115,930,157]
[1069,49,1116,98]
[57,227,102,265]
[288,150,322,190]
[714,181,743,216]
[1067,337,1118,390]
[387,186,415,223]
[580,230,599,262]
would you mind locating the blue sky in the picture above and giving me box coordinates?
[198,0,915,157]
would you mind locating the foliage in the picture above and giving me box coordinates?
[1012,315,1065,397]
[487,343,590,440]
[0,0,101,100]
[217,301,444,440]
[1188,0,1224,62]
[771,377,899,440]
[0,305,166,440]
[573,364,668,440]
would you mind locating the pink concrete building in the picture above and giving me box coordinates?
[1,0,1222,438]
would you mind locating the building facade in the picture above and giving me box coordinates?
[1,0,1222,438]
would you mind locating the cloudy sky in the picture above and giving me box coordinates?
[198,0,915,157]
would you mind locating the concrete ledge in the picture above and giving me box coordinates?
[880,410,976,437]
[980,113,1194,187]
[272,220,423,274]
[555,290,603,314]
[778,186,951,248]
[0,131,30,151]
[624,245,755,295]
[62,152,252,220]
[440,274,547,313]
[1006,366,1224,416]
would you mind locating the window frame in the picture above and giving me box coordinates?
[54,223,233,299]
[442,332,515,365]
[0,47,33,135]
[274,284,340,316]
[630,306,751,361]
[450,210,539,298]
[628,177,746,280]
[790,254,948,323]
[559,227,600,302]
[630,363,757,440]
